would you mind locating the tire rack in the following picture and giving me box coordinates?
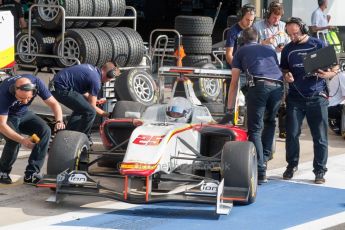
[16,3,138,75]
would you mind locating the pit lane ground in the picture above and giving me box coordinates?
[1,126,345,230]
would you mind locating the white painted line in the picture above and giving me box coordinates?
[285,211,345,230]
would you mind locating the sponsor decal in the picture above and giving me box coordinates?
[56,174,65,182]
[133,135,165,146]
[68,173,87,184]
[200,182,218,193]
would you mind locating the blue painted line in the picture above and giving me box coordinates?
[56,179,345,229]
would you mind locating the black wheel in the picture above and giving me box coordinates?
[87,0,110,28]
[193,63,223,102]
[175,16,213,36]
[182,55,211,67]
[111,101,147,118]
[87,29,113,67]
[221,141,258,205]
[181,36,212,54]
[115,68,157,106]
[74,0,93,28]
[16,28,56,67]
[103,0,126,27]
[54,29,99,67]
[47,130,90,175]
[117,27,145,67]
[99,27,129,67]
[34,0,78,30]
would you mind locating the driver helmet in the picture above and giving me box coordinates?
[166,97,192,123]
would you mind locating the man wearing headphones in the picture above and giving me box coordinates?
[225,4,256,68]
[220,27,283,184]
[51,62,120,137]
[224,4,256,109]
[0,75,65,185]
[310,0,334,36]
[253,1,289,62]
[281,17,338,184]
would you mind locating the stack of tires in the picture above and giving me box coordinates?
[175,15,213,67]
[174,16,224,118]
[16,0,146,68]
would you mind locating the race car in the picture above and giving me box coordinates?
[39,95,257,216]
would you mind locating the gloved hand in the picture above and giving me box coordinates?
[218,109,234,124]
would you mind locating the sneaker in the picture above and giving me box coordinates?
[23,173,42,185]
[315,172,326,184]
[258,175,268,185]
[0,171,12,184]
[283,166,298,180]
[279,131,287,139]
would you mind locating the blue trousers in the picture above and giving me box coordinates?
[285,94,328,173]
[52,89,96,135]
[246,81,283,176]
[0,111,51,174]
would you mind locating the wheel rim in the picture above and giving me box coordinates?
[133,73,155,103]
[37,0,60,22]
[202,78,221,97]
[17,34,38,63]
[57,37,80,66]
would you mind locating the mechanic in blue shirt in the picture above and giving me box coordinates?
[224,3,256,101]
[51,62,120,136]
[225,4,256,67]
[220,27,283,184]
[0,74,65,185]
[280,17,338,184]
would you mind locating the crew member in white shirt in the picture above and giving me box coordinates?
[310,0,334,37]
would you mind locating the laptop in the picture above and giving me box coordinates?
[303,45,338,75]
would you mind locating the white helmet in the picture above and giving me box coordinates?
[166,97,192,123]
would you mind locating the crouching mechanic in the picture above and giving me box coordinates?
[0,75,65,185]
[50,62,120,137]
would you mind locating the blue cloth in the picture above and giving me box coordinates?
[0,74,52,116]
[232,42,283,82]
[52,89,96,135]
[246,81,283,175]
[285,94,328,173]
[225,23,243,69]
[53,64,102,96]
[0,111,51,174]
[280,37,327,97]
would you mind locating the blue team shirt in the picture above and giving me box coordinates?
[280,37,327,97]
[53,64,102,96]
[225,23,243,68]
[232,42,283,81]
[0,74,52,116]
